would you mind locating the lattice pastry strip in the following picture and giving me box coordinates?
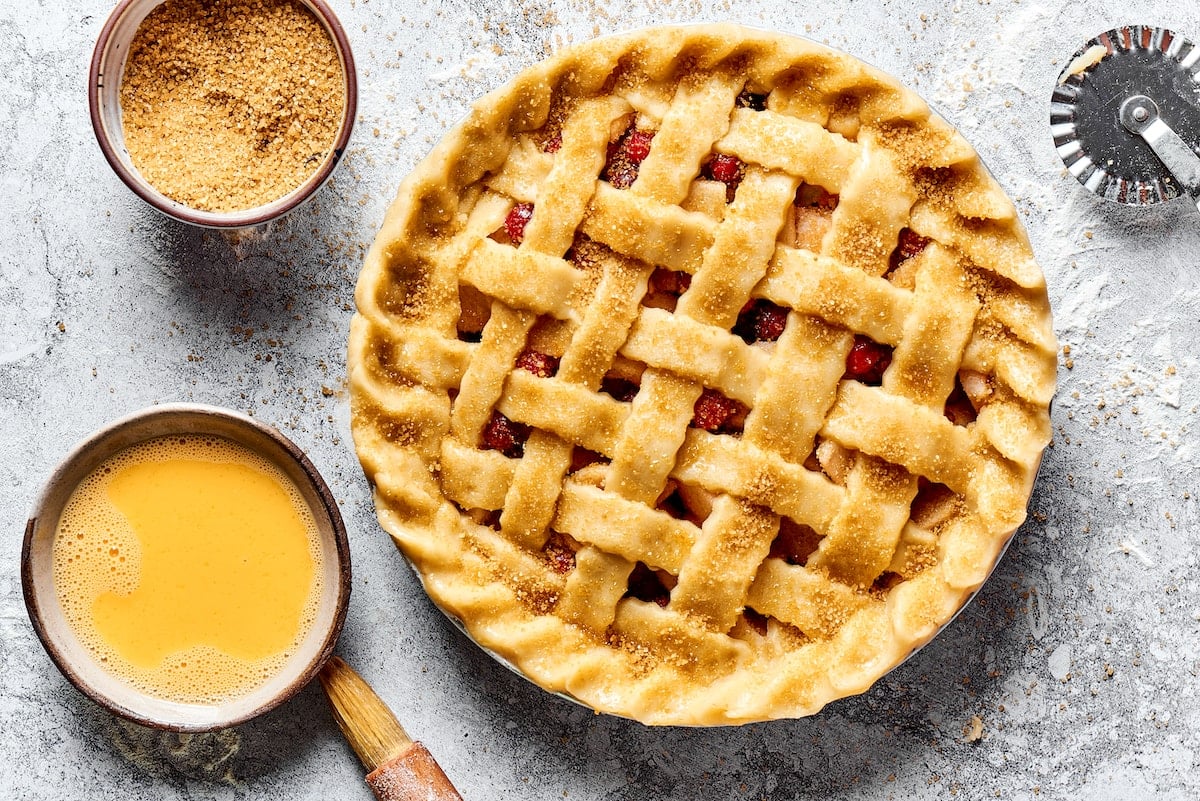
[675,168,798,327]
[520,97,633,256]
[795,235,981,585]
[557,249,654,387]
[612,597,750,674]
[448,304,535,442]
[461,243,581,320]
[484,137,553,204]
[806,454,917,587]
[884,243,982,408]
[375,328,471,391]
[605,371,702,505]
[741,313,851,464]
[582,184,715,272]
[631,72,743,205]
[909,201,1044,290]
[747,559,873,641]
[760,248,914,346]
[605,169,791,505]
[555,481,699,574]
[439,439,513,512]
[349,25,1057,725]
[556,546,632,634]
[822,382,981,497]
[975,391,1053,466]
[605,170,799,507]
[497,371,627,460]
[670,496,778,631]
[620,308,769,406]
[498,431,573,550]
[496,253,655,546]
[822,140,917,275]
[885,523,940,579]
[673,433,846,535]
[498,249,657,547]
[716,108,859,192]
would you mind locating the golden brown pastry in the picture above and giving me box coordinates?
[349,25,1056,725]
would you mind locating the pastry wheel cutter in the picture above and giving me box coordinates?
[1051,25,1200,208]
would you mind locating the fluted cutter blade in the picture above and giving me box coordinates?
[1051,26,1200,205]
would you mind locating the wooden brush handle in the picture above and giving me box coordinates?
[366,741,463,801]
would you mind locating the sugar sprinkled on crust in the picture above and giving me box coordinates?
[349,24,1056,726]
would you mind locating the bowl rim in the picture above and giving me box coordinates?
[87,0,359,229]
[21,402,352,732]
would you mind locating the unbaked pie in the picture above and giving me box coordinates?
[349,25,1056,725]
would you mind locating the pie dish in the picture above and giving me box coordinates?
[348,24,1056,725]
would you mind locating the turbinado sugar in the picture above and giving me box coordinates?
[120,0,345,213]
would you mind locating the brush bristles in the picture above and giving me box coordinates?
[319,656,412,772]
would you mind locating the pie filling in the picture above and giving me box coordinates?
[349,25,1057,725]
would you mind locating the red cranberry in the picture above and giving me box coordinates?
[601,376,639,403]
[889,228,931,273]
[735,299,788,343]
[755,305,788,341]
[692,388,747,432]
[707,154,743,184]
[605,137,622,163]
[624,130,654,163]
[569,447,606,472]
[649,267,691,297]
[515,350,559,378]
[603,127,655,190]
[845,336,893,385]
[482,411,530,458]
[704,154,745,202]
[505,203,534,245]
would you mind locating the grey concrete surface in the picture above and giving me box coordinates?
[3,1,1200,798]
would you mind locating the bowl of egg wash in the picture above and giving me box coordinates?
[21,404,351,731]
[88,0,357,228]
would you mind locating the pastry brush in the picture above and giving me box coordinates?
[319,656,463,801]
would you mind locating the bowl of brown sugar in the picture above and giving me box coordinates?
[89,0,356,228]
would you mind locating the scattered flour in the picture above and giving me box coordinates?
[1111,539,1154,566]
[1048,643,1071,681]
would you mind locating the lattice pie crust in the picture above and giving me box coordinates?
[349,25,1056,725]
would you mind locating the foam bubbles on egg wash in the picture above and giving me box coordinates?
[52,435,324,705]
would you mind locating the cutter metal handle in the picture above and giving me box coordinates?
[1119,94,1200,212]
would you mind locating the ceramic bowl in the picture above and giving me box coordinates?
[87,0,358,228]
[22,403,351,731]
